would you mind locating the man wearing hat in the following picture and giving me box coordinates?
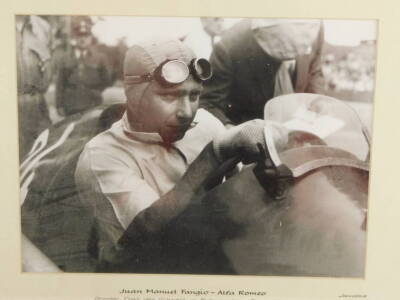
[200,18,325,126]
[75,38,268,273]
[55,16,111,116]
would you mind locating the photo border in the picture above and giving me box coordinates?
[0,0,398,299]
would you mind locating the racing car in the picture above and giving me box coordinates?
[20,93,370,277]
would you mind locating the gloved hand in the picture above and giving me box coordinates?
[213,119,267,164]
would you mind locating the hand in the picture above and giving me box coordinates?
[213,119,267,164]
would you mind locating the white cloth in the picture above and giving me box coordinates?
[274,60,296,97]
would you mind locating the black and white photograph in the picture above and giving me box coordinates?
[17,15,375,278]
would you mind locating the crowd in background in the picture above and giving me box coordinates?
[17,15,377,157]
[322,40,376,101]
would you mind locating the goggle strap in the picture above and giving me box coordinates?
[124,74,153,85]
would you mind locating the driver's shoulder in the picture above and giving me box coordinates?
[79,118,126,161]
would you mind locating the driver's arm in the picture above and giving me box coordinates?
[75,119,266,263]
[118,142,224,245]
[120,119,266,246]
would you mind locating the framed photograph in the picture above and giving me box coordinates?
[1,0,399,299]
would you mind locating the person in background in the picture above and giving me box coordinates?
[16,15,61,272]
[200,17,224,47]
[55,16,112,116]
[75,38,268,273]
[183,17,225,60]
[16,15,53,160]
[200,18,325,126]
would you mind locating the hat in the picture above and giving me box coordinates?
[123,38,197,128]
[123,38,196,78]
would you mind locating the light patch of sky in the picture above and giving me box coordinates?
[91,16,377,48]
[92,16,201,46]
[323,20,377,46]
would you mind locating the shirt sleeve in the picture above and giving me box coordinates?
[75,145,159,230]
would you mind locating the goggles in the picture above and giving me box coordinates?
[124,58,212,87]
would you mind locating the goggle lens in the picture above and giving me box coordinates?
[161,60,190,85]
[192,58,213,81]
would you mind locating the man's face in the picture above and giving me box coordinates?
[201,17,224,38]
[130,77,202,144]
[75,34,93,50]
